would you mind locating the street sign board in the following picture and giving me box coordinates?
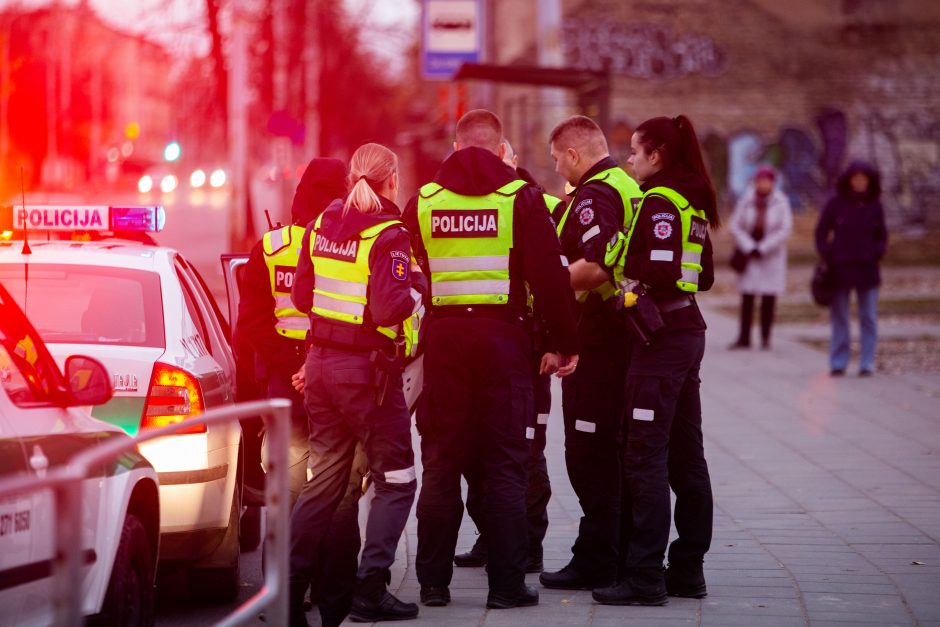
[421,0,482,81]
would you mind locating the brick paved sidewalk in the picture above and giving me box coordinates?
[344,301,940,626]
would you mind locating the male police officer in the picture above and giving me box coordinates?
[236,158,367,627]
[539,115,642,591]
[404,110,580,610]
[455,139,563,574]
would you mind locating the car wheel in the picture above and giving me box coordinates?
[89,514,155,627]
[240,504,263,552]
[190,484,242,603]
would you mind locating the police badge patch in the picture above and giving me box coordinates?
[579,207,595,225]
[390,250,409,281]
[391,258,408,281]
[653,221,673,240]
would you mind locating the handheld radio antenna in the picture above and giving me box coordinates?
[20,166,31,255]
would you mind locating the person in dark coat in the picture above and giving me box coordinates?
[815,160,888,376]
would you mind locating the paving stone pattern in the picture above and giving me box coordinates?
[340,302,940,626]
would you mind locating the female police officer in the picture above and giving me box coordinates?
[289,143,426,626]
[594,116,718,606]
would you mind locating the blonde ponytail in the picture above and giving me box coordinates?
[343,143,399,216]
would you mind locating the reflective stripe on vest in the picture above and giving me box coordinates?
[555,166,641,301]
[417,179,525,307]
[309,215,402,340]
[626,186,708,293]
[262,224,309,339]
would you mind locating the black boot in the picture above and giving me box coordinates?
[592,568,668,606]
[454,535,487,567]
[419,585,451,607]
[539,563,610,590]
[486,584,539,609]
[348,574,419,622]
[665,561,707,598]
[525,550,544,574]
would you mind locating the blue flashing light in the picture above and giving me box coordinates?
[110,206,166,232]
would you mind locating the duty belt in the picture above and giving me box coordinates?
[309,320,393,352]
[656,295,695,314]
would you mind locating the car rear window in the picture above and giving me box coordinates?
[0,264,165,348]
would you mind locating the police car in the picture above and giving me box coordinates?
[0,204,247,600]
[0,283,160,625]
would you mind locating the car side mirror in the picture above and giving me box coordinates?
[64,355,113,406]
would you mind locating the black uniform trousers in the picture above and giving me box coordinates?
[463,368,552,559]
[289,345,416,612]
[416,317,532,595]
[620,327,713,571]
[560,332,630,582]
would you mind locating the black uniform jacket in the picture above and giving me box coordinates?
[558,156,631,346]
[292,196,428,343]
[625,167,716,332]
[402,147,579,357]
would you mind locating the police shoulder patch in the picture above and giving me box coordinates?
[651,212,675,222]
[578,207,595,225]
[653,221,673,240]
[391,255,409,281]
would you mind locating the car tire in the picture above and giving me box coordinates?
[240,504,263,552]
[190,484,242,603]
[89,514,155,627]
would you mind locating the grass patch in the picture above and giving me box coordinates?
[716,296,940,325]
[797,334,940,374]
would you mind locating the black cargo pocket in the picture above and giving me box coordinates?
[511,380,534,442]
[626,375,663,425]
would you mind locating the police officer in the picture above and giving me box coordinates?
[540,115,641,591]
[405,110,580,610]
[455,139,564,574]
[593,115,717,606]
[289,144,425,625]
[236,158,368,627]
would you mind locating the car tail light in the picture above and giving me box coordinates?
[141,362,206,434]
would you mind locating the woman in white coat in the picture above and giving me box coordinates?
[729,165,793,349]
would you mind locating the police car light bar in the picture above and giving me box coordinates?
[0,205,166,233]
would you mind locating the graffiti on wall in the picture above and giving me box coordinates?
[562,19,728,79]
[720,108,940,226]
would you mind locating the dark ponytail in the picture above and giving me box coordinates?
[635,115,720,228]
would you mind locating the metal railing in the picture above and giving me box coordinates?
[0,398,292,627]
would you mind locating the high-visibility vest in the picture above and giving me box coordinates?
[309,214,407,344]
[624,186,708,293]
[555,166,641,301]
[416,179,525,307]
[262,224,309,340]
[543,192,562,214]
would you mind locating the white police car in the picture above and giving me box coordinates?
[0,204,247,600]
[0,283,160,626]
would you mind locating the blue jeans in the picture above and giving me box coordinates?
[829,287,878,372]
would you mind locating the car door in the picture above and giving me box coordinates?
[0,407,34,625]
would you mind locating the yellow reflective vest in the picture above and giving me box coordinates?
[624,186,708,293]
[262,224,309,340]
[555,166,641,301]
[416,179,526,307]
[309,214,422,356]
